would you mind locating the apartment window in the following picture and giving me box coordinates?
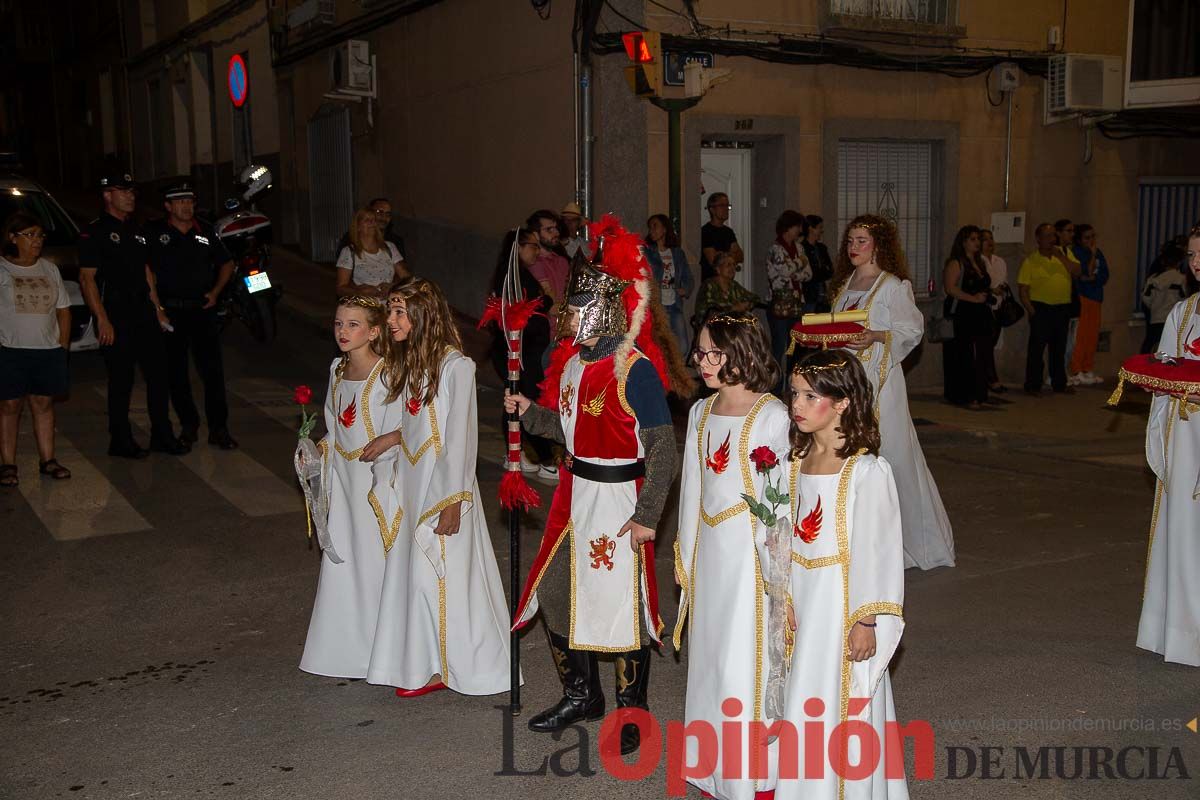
[837,139,939,297]
[825,0,961,31]
[1134,179,1200,312]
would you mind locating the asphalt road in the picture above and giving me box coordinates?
[1,302,1197,799]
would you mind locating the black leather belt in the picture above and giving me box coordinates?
[564,454,644,483]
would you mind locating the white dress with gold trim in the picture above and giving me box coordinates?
[772,453,909,800]
[366,349,512,693]
[674,393,791,800]
[300,356,395,678]
[834,273,955,570]
[1137,295,1200,667]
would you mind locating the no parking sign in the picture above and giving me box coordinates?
[228,54,248,107]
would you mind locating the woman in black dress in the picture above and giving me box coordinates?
[942,225,994,409]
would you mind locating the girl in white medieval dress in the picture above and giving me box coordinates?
[830,214,955,570]
[362,276,513,696]
[300,295,396,678]
[773,349,908,800]
[1137,227,1200,667]
[674,311,791,800]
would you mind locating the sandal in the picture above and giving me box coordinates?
[0,464,16,487]
[38,459,71,480]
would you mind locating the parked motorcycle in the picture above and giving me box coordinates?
[213,165,281,343]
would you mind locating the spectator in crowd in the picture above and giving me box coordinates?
[559,201,589,259]
[1068,223,1109,386]
[980,228,1008,393]
[1141,240,1188,353]
[802,214,834,312]
[488,225,557,483]
[941,225,993,409]
[765,209,812,378]
[0,212,72,486]
[526,209,570,331]
[1019,223,1076,395]
[693,251,760,329]
[643,213,694,356]
[336,208,407,298]
[1054,218,1083,370]
[337,197,408,264]
[699,192,744,282]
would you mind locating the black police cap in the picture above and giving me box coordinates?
[99,172,135,190]
[162,182,196,201]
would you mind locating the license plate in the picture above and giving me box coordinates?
[244,272,272,293]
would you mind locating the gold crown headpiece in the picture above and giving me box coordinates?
[340,294,384,310]
[707,314,759,327]
[792,358,851,375]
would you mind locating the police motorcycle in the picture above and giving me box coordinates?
[213,164,280,342]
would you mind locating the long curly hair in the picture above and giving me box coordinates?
[385,277,465,405]
[831,214,909,296]
[787,348,880,460]
[333,294,391,378]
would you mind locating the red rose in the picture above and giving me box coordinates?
[406,397,422,416]
[750,446,779,473]
[294,385,314,406]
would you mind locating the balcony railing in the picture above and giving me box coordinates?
[823,0,963,38]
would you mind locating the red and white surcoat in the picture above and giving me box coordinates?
[513,351,663,651]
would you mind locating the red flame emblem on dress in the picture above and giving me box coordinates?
[338,395,357,428]
[795,496,823,543]
[705,430,731,474]
[1186,337,1200,358]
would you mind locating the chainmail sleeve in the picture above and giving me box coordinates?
[632,424,678,529]
[521,402,565,444]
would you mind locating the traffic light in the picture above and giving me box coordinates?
[622,31,661,97]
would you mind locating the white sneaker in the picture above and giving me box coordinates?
[1083,372,1103,385]
[1067,373,1083,387]
[534,464,560,484]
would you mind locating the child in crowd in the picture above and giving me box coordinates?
[300,295,394,679]
[773,349,908,800]
[674,311,790,800]
[362,277,513,696]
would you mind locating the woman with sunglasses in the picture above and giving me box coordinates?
[0,212,72,487]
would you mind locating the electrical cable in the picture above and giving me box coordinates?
[984,68,1004,107]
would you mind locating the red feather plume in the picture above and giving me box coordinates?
[478,294,543,333]
[499,470,542,511]
[538,338,581,410]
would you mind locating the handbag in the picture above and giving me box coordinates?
[996,287,1025,328]
[927,260,962,343]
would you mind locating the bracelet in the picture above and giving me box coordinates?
[856,621,877,628]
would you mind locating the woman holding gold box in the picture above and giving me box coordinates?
[829,215,956,570]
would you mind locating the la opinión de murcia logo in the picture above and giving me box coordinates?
[495,703,1193,791]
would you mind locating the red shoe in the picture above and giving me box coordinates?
[395,681,447,698]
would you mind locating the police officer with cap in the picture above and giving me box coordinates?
[78,171,189,458]
[145,182,237,449]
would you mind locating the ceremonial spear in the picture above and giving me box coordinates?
[479,234,543,715]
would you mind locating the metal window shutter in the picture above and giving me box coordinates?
[1135,181,1200,312]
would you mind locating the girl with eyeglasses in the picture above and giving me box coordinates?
[674,311,790,800]
[0,212,72,486]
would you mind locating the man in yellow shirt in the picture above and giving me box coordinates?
[1018,223,1080,395]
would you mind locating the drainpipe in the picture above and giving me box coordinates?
[580,62,593,220]
[1003,89,1013,210]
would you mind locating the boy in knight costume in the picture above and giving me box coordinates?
[505,216,678,756]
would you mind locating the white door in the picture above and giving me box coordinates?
[700,147,754,291]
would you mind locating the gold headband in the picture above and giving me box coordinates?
[341,295,384,310]
[708,314,759,327]
[792,359,851,374]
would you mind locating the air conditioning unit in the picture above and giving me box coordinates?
[332,40,372,94]
[1046,54,1123,113]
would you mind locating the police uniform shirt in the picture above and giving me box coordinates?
[77,213,151,310]
[145,219,233,302]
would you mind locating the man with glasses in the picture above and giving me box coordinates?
[700,192,745,282]
[78,172,189,458]
[336,197,410,274]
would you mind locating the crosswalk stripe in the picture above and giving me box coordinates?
[15,431,153,541]
[94,383,301,519]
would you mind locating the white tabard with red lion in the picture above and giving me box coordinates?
[513,350,663,651]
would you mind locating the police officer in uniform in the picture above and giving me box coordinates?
[78,172,189,458]
[146,183,238,449]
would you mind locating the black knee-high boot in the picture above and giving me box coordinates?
[527,629,605,732]
[611,646,652,755]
